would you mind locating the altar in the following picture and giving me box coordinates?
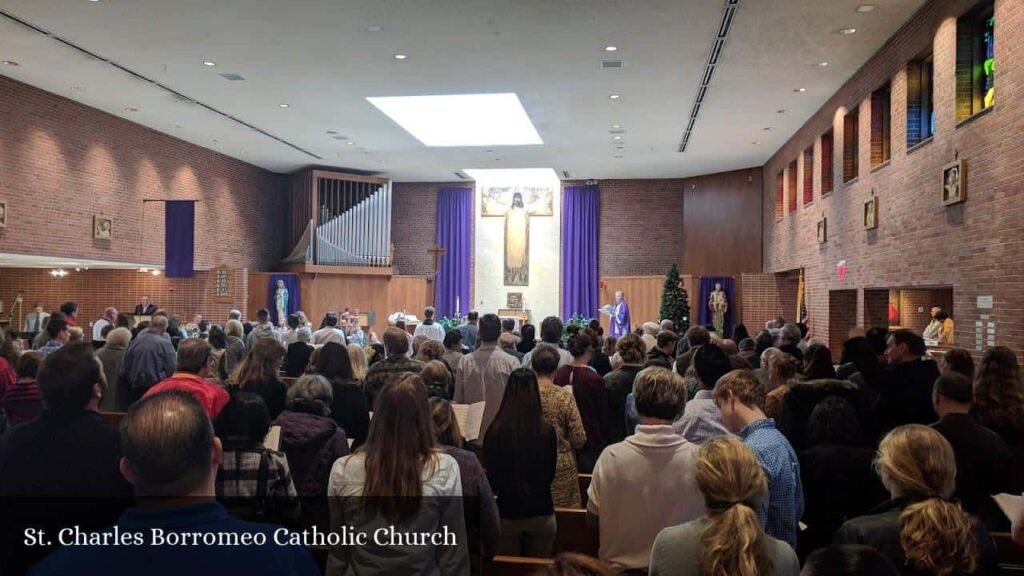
[497,308,530,331]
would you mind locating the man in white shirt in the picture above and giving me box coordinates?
[588,367,705,571]
[311,313,347,346]
[413,306,446,342]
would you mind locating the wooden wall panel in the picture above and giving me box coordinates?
[681,168,763,277]
[596,275,695,335]
[248,272,275,319]
[292,273,431,336]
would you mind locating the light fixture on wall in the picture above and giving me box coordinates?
[50,268,68,278]
[151,270,161,276]
[138,267,149,273]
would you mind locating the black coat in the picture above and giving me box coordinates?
[875,359,940,433]
[776,378,877,451]
[603,365,643,443]
[931,414,1012,529]
[836,498,998,576]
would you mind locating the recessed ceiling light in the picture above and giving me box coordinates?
[856,4,876,12]
[839,27,857,35]
[203,61,216,67]
[611,123,621,129]
[613,135,622,140]
[367,93,542,146]
[794,87,807,93]
[366,25,383,32]
[347,141,355,145]
[609,94,620,100]
[279,103,290,108]
[394,54,407,60]
[1,60,18,66]
[605,46,618,52]
[124,107,138,112]
[819,61,830,67]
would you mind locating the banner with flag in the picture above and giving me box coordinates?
[796,268,811,336]
[165,200,196,278]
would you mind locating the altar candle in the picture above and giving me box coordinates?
[455,296,460,315]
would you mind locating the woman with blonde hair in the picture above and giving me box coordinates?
[763,350,799,419]
[346,343,368,382]
[836,425,997,575]
[649,435,799,576]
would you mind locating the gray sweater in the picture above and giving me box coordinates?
[649,518,799,576]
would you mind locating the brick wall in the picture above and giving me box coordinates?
[763,0,1024,360]
[0,267,249,328]
[594,179,685,276]
[392,183,444,276]
[829,290,859,353]
[740,273,799,331]
[0,75,285,271]
[864,289,891,329]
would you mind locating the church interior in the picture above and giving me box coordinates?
[1,0,1023,574]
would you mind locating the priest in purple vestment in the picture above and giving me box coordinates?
[607,290,631,339]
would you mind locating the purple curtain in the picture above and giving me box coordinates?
[561,185,600,318]
[165,200,196,278]
[267,274,301,326]
[698,276,736,335]
[434,188,472,318]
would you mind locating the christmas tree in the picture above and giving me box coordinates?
[659,264,691,332]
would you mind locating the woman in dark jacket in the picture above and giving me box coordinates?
[235,338,288,419]
[483,368,558,558]
[272,374,349,528]
[430,397,500,575]
[776,378,872,452]
[553,333,610,472]
[798,396,886,559]
[836,425,998,576]
[314,342,370,449]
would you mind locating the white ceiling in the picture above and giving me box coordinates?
[0,0,927,182]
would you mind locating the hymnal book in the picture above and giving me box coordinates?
[263,425,281,451]
[993,493,1023,522]
[452,402,486,442]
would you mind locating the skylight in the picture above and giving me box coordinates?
[366,93,543,147]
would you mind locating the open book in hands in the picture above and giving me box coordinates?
[451,402,486,442]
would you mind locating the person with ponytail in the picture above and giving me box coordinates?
[835,425,997,575]
[649,435,799,576]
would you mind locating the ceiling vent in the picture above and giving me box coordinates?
[678,0,740,153]
[218,73,246,81]
[601,60,623,69]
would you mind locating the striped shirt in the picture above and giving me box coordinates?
[741,418,804,549]
[673,389,731,445]
[215,447,300,521]
[1,379,44,426]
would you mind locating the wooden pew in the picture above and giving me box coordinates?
[553,507,599,557]
[993,532,1024,572]
[99,411,126,427]
[484,555,553,576]
[577,474,592,508]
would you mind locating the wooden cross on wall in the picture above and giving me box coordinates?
[427,245,448,307]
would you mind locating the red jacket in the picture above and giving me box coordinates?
[144,373,230,419]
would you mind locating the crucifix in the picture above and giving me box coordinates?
[427,245,448,307]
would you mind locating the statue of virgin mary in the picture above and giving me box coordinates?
[275,279,289,327]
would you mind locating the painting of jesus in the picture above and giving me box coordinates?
[481,186,553,286]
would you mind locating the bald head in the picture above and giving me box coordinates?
[120,391,219,498]
[149,314,168,333]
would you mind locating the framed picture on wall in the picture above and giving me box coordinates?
[864,197,878,230]
[942,159,966,206]
[93,216,112,239]
[0,200,7,228]
[816,217,828,244]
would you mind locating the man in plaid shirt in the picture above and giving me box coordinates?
[713,369,804,549]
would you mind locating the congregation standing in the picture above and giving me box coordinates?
[0,300,1021,576]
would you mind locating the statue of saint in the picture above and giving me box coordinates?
[275,279,289,328]
[708,282,728,335]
